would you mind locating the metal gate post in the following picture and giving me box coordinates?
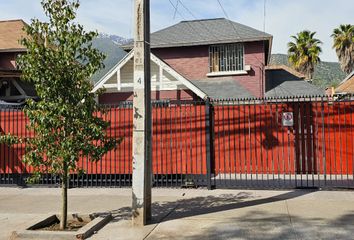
[205,99,215,190]
[321,98,326,185]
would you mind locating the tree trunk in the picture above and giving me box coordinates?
[60,163,68,230]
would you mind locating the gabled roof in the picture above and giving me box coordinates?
[90,37,128,84]
[265,65,306,80]
[335,71,354,93]
[122,18,272,49]
[190,79,255,100]
[92,51,208,100]
[265,68,324,97]
[0,19,27,52]
[265,80,324,98]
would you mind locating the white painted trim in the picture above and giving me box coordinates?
[92,50,134,92]
[150,54,208,100]
[244,65,251,71]
[104,82,184,89]
[93,50,208,100]
[117,69,121,91]
[103,83,119,88]
[121,83,134,88]
[158,65,163,90]
[103,83,134,88]
[206,70,248,77]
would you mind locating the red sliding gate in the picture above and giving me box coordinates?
[212,97,354,189]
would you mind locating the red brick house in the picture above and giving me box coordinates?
[95,18,323,104]
[149,18,272,99]
[0,19,36,105]
[95,18,271,103]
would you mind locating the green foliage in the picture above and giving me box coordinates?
[0,133,21,145]
[13,0,119,181]
[270,54,346,89]
[331,24,354,74]
[287,30,322,79]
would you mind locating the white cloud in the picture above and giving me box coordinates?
[0,0,352,61]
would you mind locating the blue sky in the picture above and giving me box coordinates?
[0,0,353,62]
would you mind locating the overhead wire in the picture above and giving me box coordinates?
[129,0,134,39]
[263,0,267,32]
[174,0,222,42]
[216,0,269,97]
[216,0,268,64]
[167,0,209,41]
[173,0,179,20]
[216,0,244,41]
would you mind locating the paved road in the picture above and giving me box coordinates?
[0,187,354,239]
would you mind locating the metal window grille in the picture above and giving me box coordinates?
[209,43,244,72]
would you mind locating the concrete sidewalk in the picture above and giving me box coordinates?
[0,187,354,240]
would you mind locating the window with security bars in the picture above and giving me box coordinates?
[209,43,244,72]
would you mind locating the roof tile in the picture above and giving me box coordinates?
[0,19,27,51]
[123,18,272,49]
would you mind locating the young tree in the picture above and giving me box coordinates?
[1,0,118,229]
[287,30,322,79]
[331,24,354,74]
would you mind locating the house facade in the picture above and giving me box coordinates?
[335,71,354,94]
[144,18,272,99]
[96,18,323,104]
[95,18,272,103]
[0,19,36,104]
[152,41,268,98]
[93,51,207,103]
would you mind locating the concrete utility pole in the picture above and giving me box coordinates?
[132,0,152,226]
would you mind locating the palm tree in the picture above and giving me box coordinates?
[287,30,322,79]
[331,24,354,74]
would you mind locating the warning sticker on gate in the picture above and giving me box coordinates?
[282,112,294,127]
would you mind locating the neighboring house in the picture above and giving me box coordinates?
[265,65,324,97]
[335,71,354,94]
[0,19,36,104]
[95,18,323,104]
[0,19,125,104]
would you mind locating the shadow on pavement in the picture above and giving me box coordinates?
[178,210,354,240]
[95,189,314,224]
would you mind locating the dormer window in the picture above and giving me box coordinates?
[208,43,247,76]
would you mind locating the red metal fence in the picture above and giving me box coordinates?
[0,101,207,187]
[1,96,354,189]
[212,97,354,188]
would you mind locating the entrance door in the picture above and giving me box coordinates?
[294,102,317,174]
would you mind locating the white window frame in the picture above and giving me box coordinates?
[208,43,248,76]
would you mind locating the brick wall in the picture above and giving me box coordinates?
[0,52,18,69]
[153,41,266,98]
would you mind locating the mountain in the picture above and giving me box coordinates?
[91,37,128,84]
[98,33,132,46]
[270,54,346,89]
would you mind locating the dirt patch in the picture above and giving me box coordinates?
[36,219,90,232]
